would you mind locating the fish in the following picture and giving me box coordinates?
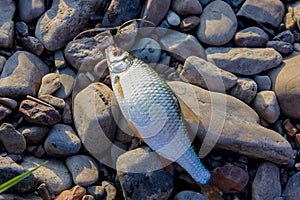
[105,45,211,185]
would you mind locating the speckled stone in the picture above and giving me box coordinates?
[229,78,257,104]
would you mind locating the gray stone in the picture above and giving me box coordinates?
[197,0,237,46]
[273,30,295,43]
[19,99,61,125]
[266,41,294,55]
[237,0,285,28]
[229,78,257,104]
[166,10,181,26]
[0,97,17,110]
[178,56,237,92]
[294,43,300,52]
[0,123,26,154]
[252,162,281,200]
[0,56,5,73]
[160,31,206,62]
[44,124,81,157]
[172,0,202,15]
[0,194,42,200]
[18,0,45,23]
[0,0,15,48]
[283,172,300,200]
[117,147,174,200]
[131,38,161,63]
[54,50,66,69]
[0,105,11,122]
[18,125,49,145]
[21,156,72,195]
[253,75,272,92]
[38,95,65,108]
[62,98,73,124]
[115,21,138,50]
[15,22,29,37]
[53,66,76,99]
[180,16,200,32]
[20,36,45,56]
[206,47,282,75]
[87,181,117,200]
[174,191,208,200]
[110,141,127,168]
[0,51,49,98]
[35,0,102,51]
[38,73,60,96]
[234,27,269,47]
[66,155,99,187]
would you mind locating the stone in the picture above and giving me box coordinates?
[110,141,127,168]
[160,31,206,62]
[35,0,102,51]
[0,51,49,98]
[62,98,73,124]
[38,95,65,108]
[66,155,99,187]
[269,53,300,120]
[0,156,35,193]
[252,91,280,123]
[18,125,49,145]
[266,41,294,55]
[172,0,202,15]
[73,83,117,163]
[174,191,208,200]
[54,50,66,69]
[56,185,86,200]
[38,73,60,96]
[295,134,300,149]
[0,56,5,73]
[0,194,42,200]
[286,1,300,30]
[168,81,293,165]
[44,124,81,157]
[18,0,45,23]
[166,10,181,26]
[237,0,285,28]
[253,75,272,92]
[21,156,72,195]
[131,38,161,63]
[53,66,76,99]
[294,43,300,52]
[87,181,117,200]
[197,0,237,46]
[0,0,15,48]
[273,30,295,43]
[282,171,300,200]
[178,56,237,92]
[180,16,200,32]
[117,147,174,200]
[206,47,282,75]
[115,21,138,50]
[0,104,11,122]
[20,36,45,56]
[252,162,281,200]
[102,0,141,27]
[229,78,257,104]
[19,99,61,125]
[15,22,29,37]
[283,119,298,137]
[0,123,26,154]
[234,27,269,47]
[0,97,17,110]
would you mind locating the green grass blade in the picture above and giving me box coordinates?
[0,161,48,194]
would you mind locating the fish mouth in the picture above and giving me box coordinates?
[105,45,116,66]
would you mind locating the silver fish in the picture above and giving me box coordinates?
[105,45,211,185]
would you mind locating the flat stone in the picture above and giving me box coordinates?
[20,36,45,56]
[0,97,17,110]
[39,95,65,108]
[18,0,45,23]
[166,10,181,26]
[0,104,11,122]
[174,191,208,200]
[178,56,237,92]
[206,47,282,75]
[56,185,86,200]
[197,0,237,46]
[21,156,72,195]
[180,16,200,32]
[168,81,293,165]
[35,0,102,51]
[282,171,300,200]
[66,155,99,187]
[172,0,202,15]
[273,30,295,43]
[0,123,26,154]
[266,41,294,55]
[229,78,257,104]
[18,125,49,145]
[53,66,76,99]
[87,181,117,200]
[0,51,49,98]
[38,73,60,96]
[19,99,61,125]
[269,53,300,120]
[160,31,206,62]
[44,124,81,157]
[252,162,281,200]
[253,75,272,92]
[235,27,269,47]
[237,0,285,28]
[131,38,161,63]
[0,0,15,48]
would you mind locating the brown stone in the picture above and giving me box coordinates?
[295,134,300,149]
[56,185,86,200]
[283,119,298,137]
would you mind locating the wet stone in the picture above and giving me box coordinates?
[87,181,117,200]
[235,27,269,47]
[18,125,49,145]
[266,41,294,55]
[0,104,11,122]
[38,73,60,96]
[0,123,26,154]
[229,78,258,104]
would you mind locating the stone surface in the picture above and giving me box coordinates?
[21,156,72,195]
[160,32,206,62]
[206,47,282,75]
[0,123,26,154]
[44,124,81,157]
[15,22,29,37]
[266,41,294,55]
[294,43,300,52]
[269,53,300,120]
[0,104,11,122]
[54,50,66,69]
[35,0,102,51]
[234,27,269,47]
[180,16,200,32]
[18,0,45,23]
[38,73,60,96]
[237,0,285,28]
[115,21,138,50]
[38,95,65,108]
[0,56,5,73]
[282,171,300,200]
[18,125,49,145]
[253,75,272,92]
[229,78,257,104]
[166,10,181,26]
[172,0,202,15]
[273,30,295,43]
[178,56,237,92]
[0,0,15,48]
[0,97,17,110]
[117,147,174,200]
[0,194,42,200]
[168,81,293,165]
[287,1,300,30]
[174,191,208,200]
[20,36,45,56]
[66,155,99,187]
[19,99,61,125]
[56,185,86,200]
[197,0,237,46]
[87,181,117,200]
[252,162,281,200]
[0,51,49,98]
[131,38,161,63]
[53,66,76,99]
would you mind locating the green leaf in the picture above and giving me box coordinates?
[0,161,48,194]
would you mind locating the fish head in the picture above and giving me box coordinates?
[105,45,132,74]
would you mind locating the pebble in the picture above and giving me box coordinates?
[131,38,161,63]
[266,41,294,55]
[44,124,81,157]
[0,104,11,122]
[237,0,285,28]
[160,32,206,62]
[273,30,295,43]
[54,66,76,99]
[253,75,272,92]
[180,16,200,32]
[54,50,66,69]
[166,10,181,26]
[39,95,65,108]
[252,162,281,200]
[282,171,300,200]
[234,27,269,47]
[56,185,86,200]
[197,0,237,46]
[66,155,99,187]
[110,141,127,168]
[294,43,300,52]
[229,78,258,104]
[0,97,17,110]
[15,21,29,37]
[178,56,237,92]
[0,0,15,48]
[174,191,208,200]
[286,1,300,30]
[295,134,300,149]
[252,91,280,123]
[62,98,73,124]
[0,56,5,72]
[18,125,49,145]
[35,0,102,51]
[20,36,45,56]
[19,99,61,125]
[38,73,60,96]
[115,21,138,50]
[0,123,26,154]
[17,0,45,23]
[172,0,202,15]
[0,51,49,98]
[206,47,282,75]
[21,156,72,195]
[87,181,117,200]
[0,194,43,200]
[283,119,298,137]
